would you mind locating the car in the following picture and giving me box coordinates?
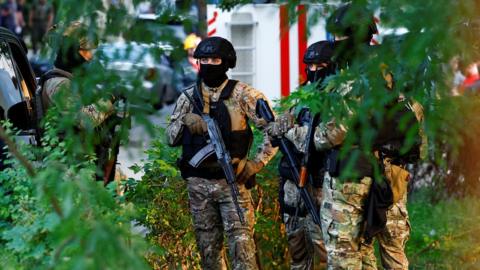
[97,41,177,110]
[0,27,39,169]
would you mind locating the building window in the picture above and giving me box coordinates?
[229,12,256,86]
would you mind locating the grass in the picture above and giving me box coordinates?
[406,189,480,269]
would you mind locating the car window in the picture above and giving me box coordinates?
[0,41,23,120]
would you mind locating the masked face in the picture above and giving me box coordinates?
[306,63,335,86]
[198,61,228,87]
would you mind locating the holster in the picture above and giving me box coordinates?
[383,159,410,203]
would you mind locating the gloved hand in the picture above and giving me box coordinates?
[266,112,295,137]
[237,160,264,184]
[325,121,346,146]
[183,113,207,135]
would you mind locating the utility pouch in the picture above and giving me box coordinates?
[326,148,340,177]
[383,161,410,203]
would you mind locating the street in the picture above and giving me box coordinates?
[117,104,174,179]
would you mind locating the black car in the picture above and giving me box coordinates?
[0,27,39,169]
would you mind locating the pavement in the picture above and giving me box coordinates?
[117,103,174,179]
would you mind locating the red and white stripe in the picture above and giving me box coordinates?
[208,11,219,36]
[279,4,307,97]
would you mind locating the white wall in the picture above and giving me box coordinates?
[208,4,281,101]
[207,4,328,101]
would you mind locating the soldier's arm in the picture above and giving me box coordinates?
[239,85,278,166]
[80,99,115,128]
[284,125,308,152]
[313,121,347,150]
[283,119,348,153]
[166,90,193,146]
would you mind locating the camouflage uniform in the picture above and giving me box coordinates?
[282,180,327,269]
[42,68,114,127]
[285,105,377,270]
[320,173,376,270]
[187,177,257,270]
[376,194,410,270]
[166,80,277,270]
[376,101,423,270]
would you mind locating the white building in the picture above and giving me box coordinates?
[207,3,330,101]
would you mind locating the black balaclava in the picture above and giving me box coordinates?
[306,65,335,85]
[199,62,228,87]
[54,42,87,73]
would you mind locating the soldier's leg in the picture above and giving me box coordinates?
[187,177,227,270]
[361,241,378,270]
[305,187,328,268]
[283,180,312,270]
[321,174,377,270]
[377,194,410,270]
[218,181,258,270]
[285,213,311,270]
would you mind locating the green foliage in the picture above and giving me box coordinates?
[407,189,480,269]
[0,121,149,269]
[1,0,479,268]
[127,128,289,269]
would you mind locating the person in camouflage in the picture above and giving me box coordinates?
[166,36,277,270]
[39,22,121,185]
[273,4,380,269]
[271,41,337,270]
[374,97,424,270]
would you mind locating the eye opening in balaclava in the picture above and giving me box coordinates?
[198,60,229,88]
[305,62,336,88]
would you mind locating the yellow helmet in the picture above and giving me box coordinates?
[184,33,201,50]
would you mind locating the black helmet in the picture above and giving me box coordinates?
[194,36,236,68]
[326,3,378,43]
[303,41,334,64]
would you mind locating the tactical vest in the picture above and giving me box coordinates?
[178,80,254,179]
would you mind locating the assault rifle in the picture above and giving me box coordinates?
[183,89,245,225]
[256,99,321,225]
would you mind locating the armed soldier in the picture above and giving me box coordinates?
[265,3,422,269]
[39,22,121,184]
[166,36,277,270]
[319,4,422,269]
[263,41,336,269]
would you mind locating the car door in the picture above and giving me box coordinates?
[0,27,38,169]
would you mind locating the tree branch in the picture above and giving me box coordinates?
[0,125,36,177]
[0,125,63,217]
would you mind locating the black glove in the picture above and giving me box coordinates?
[183,113,207,135]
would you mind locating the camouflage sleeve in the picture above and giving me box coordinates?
[283,121,347,152]
[284,125,308,153]
[166,90,193,146]
[238,84,278,165]
[313,121,347,150]
[80,99,115,127]
[46,78,114,128]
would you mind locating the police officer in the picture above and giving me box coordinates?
[166,36,277,270]
[275,41,335,270]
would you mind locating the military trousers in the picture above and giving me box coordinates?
[377,193,410,270]
[282,179,328,270]
[186,177,258,270]
[320,173,377,270]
